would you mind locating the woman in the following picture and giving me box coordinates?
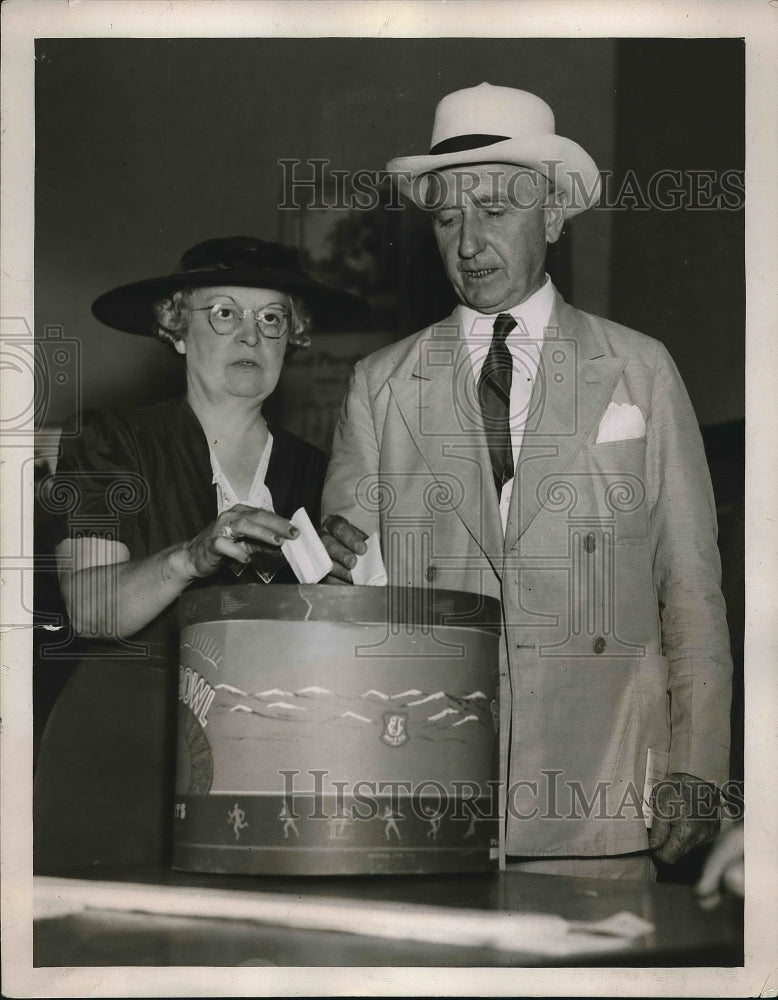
[34,236,367,870]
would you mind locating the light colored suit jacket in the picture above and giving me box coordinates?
[322,291,732,857]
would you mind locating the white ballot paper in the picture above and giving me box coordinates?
[281,507,333,584]
[642,747,670,828]
[350,531,388,586]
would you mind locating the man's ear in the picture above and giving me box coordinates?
[173,338,186,356]
[544,201,566,245]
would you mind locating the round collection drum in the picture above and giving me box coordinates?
[173,584,500,875]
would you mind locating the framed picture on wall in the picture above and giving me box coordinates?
[274,174,406,451]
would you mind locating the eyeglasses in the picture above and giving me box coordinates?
[191,302,290,339]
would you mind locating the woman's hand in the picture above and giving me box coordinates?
[182,504,300,579]
[57,506,299,641]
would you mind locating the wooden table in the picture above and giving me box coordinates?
[33,866,742,967]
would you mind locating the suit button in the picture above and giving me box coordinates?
[593,637,607,654]
[425,565,438,582]
[584,533,597,553]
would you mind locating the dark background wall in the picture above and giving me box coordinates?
[611,38,744,427]
[34,36,743,434]
[34,37,618,430]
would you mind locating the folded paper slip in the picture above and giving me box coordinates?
[281,507,333,583]
[34,876,654,957]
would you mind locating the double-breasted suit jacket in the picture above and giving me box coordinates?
[322,290,732,858]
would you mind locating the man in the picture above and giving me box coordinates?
[321,83,732,878]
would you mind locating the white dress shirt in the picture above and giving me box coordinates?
[460,276,555,532]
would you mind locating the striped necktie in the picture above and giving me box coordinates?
[478,312,517,495]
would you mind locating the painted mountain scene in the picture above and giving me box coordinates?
[179,619,499,795]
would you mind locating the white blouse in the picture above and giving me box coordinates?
[209,431,275,514]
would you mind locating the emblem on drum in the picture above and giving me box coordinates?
[381,711,409,747]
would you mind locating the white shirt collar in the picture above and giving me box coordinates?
[459,275,555,342]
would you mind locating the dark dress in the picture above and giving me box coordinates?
[33,397,327,871]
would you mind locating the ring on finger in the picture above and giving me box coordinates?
[221,523,236,540]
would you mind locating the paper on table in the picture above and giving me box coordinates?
[350,531,387,586]
[281,507,333,584]
[34,876,654,957]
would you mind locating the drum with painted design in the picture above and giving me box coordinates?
[174,584,500,875]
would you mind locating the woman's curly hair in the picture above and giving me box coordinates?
[152,288,313,352]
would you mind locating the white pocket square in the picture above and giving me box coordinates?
[595,402,646,444]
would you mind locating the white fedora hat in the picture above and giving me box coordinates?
[386,83,600,217]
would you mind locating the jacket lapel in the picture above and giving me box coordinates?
[388,310,504,571]
[504,295,626,553]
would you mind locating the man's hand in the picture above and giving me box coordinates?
[694,821,744,908]
[320,514,368,583]
[648,771,720,864]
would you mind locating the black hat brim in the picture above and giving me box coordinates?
[91,264,369,335]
